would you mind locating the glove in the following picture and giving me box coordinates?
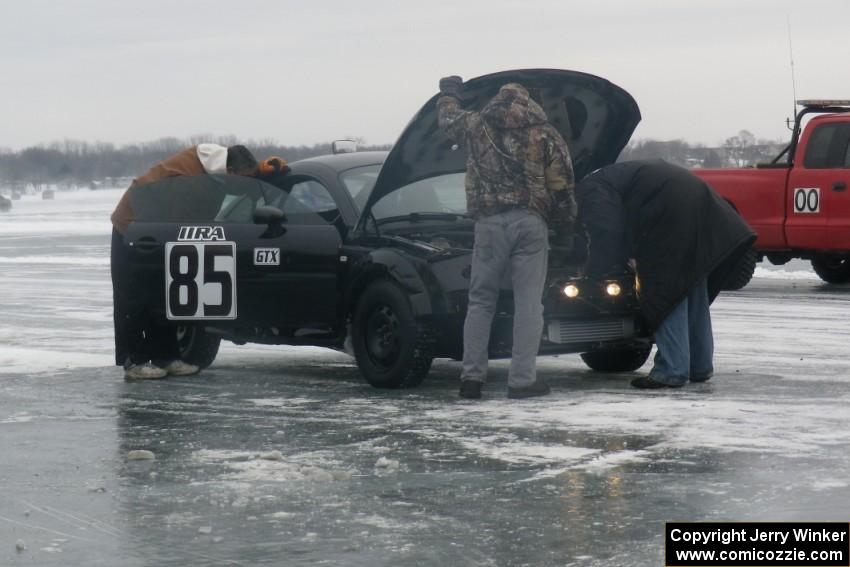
[258,156,290,177]
[439,75,463,98]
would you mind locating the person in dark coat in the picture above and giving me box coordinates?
[576,159,756,389]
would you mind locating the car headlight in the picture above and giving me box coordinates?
[605,282,622,297]
[563,283,580,298]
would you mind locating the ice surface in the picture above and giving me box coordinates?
[3,189,850,567]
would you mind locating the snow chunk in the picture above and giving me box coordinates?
[259,450,283,461]
[374,457,400,471]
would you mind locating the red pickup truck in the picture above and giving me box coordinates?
[694,100,850,287]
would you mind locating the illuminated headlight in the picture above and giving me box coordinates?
[605,282,622,297]
[563,283,580,298]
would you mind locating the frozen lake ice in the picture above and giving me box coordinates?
[1,188,849,566]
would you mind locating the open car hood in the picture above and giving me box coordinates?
[359,68,640,227]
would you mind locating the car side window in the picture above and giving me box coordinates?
[843,135,850,168]
[281,179,340,225]
[804,125,836,168]
[804,123,850,169]
[131,175,285,223]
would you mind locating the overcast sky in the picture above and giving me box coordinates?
[2,0,849,151]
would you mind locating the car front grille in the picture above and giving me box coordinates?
[545,318,635,344]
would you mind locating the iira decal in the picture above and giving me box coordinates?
[177,226,226,241]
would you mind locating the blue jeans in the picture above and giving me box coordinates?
[649,278,714,386]
[461,209,549,388]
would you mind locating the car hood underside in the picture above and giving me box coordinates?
[359,68,641,224]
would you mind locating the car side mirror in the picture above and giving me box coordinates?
[332,139,357,154]
[253,205,285,225]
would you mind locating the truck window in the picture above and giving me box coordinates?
[804,123,850,169]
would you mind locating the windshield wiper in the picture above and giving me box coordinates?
[376,212,473,225]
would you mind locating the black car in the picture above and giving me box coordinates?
[123,68,649,388]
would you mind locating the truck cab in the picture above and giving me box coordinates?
[694,100,850,284]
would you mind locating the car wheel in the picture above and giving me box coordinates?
[580,347,651,372]
[352,280,434,389]
[176,325,221,369]
[722,247,757,291]
[811,254,850,284]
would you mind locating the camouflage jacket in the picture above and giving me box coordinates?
[437,83,576,229]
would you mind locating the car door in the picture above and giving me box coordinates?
[786,121,850,248]
[271,176,344,328]
[123,174,340,331]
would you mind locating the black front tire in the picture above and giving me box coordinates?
[581,347,651,372]
[351,280,434,389]
[722,247,757,291]
[176,325,221,369]
[811,254,850,284]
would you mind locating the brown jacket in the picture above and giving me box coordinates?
[110,146,207,234]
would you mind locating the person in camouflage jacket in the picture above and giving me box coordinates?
[437,76,577,400]
[437,81,577,228]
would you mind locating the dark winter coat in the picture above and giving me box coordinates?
[576,160,756,330]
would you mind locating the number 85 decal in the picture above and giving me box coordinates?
[165,242,237,320]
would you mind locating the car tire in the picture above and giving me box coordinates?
[722,247,757,291]
[176,325,221,369]
[811,254,850,284]
[352,280,434,389]
[580,347,651,372]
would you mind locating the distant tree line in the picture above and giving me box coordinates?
[618,130,788,168]
[0,130,788,189]
[0,135,391,189]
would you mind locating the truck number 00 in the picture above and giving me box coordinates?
[793,187,820,214]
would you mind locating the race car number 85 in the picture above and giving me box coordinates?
[165,242,237,320]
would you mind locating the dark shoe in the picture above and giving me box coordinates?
[630,375,682,389]
[507,380,551,399]
[690,372,713,383]
[459,380,483,399]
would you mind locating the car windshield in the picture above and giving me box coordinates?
[371,173,467,220]
[340,164,381,211]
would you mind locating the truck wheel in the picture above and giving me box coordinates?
[580,347,651,372]
[352,280,434,389]
[722,247,757,291]
[811,255,850,284]
[176,325,221,369]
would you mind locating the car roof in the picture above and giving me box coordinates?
[292,150,388,173]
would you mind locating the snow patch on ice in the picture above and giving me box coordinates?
[247,397,319,407]
[0,346,110,375]
[0,221,112,237]
[420,388,850,472]
[811,479,848,491]
[753,266,819,281]
[1,412,33,424]
[0,256,109,266]
[267,511,295,519]
[192,449,352,485]
[458,436,599,466]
